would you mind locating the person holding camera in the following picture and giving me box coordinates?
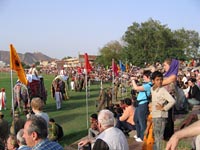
[131,70,152,142]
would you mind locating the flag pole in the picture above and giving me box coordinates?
[112,59,115,102]
[10,70,15,134]
[85,71,89,128]
[84,53,91,128]
[100,78,103,89]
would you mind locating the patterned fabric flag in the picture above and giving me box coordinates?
[112,59,118,76]
[84,53,92,74]
[119,60,126,72]
[10,44,28,85]
[126,63,129,72]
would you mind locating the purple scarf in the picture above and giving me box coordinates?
[164,59,179,77]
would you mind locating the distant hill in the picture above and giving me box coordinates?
[0,50,54,65]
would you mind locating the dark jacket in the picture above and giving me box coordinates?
[188,84,200,101]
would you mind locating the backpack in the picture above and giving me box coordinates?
[145,82,153,102]
[134,83,152,107]
[55,123,64,140]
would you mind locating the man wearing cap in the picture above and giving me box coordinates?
[0,112,9,143]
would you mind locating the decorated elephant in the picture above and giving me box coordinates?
[13,82,29,113]
[13,75,47,113]
[51,75,69,101]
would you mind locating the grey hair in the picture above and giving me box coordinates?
[27,116,48,139]
[16,129,26,145]
[98,109,114,129]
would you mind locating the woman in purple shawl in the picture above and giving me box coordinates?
[162,58,179,140]
[163,58,179,86]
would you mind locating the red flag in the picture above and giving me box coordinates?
[84,53,92,74]
[10,44,28,85]
[112,59,118,76]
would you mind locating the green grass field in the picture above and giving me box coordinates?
[0,72,114,147]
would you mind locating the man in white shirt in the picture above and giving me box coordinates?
[78,109,129,150]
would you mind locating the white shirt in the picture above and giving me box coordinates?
[151,87,176,118]
[96,127,129,150]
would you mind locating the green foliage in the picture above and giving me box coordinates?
[62,56,72,60]
[95,41,123,66]
[97,18,200,67]
[123,18,187,66]
[35,61,40,66]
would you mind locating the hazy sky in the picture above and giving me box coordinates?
[0,0,199,59]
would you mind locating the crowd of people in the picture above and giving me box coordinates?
[78,58,200,150]
[1,58,200,150]
[0,97,64,150]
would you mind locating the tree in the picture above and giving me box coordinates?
[122,18,189,66]
[174,29,200,59]
[62,56,72,60]
[35,61,40,66]
[96,41,123,66]
[96,18,200,67]
[21,62,30,69]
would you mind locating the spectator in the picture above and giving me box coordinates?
[48,118,59,141]
[10,111,25,135]
[131,70,152,142]
[0,139,4,150]
[22,116,63,150]
[16,129,31,150]
[0,88,6,111]
[187,78,200,106]
[88,114,99,139]
[151,71,175,150]
[166,120,200,150]
[78,109,129,150]
[31,97,49,125]
[119,99,126,110]
[0,112,9,144]
[142,102,153,150]
[162,58,179,140]
[116,98,135,135]
[6,134,19,150]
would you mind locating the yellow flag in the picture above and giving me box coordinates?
[10,44,28,85]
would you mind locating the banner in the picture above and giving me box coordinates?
[112,59,118,76]
[10,44,28,85]
[119,60,126,72]
[84,53,92,74]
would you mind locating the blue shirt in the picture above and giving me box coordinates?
[32,139,63,150]
[137,82,152,105]
[17,145,31,150]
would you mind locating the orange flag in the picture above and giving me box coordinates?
[84,53,92,74]
[10,44,28,85]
